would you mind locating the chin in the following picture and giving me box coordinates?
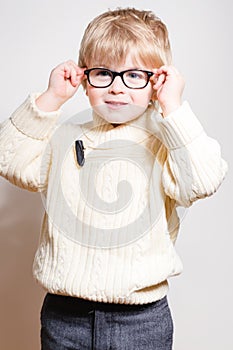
[93,104,146,124]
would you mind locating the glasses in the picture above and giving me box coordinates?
[84,68,154,89]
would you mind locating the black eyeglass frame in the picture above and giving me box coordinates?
[84,68,154,89]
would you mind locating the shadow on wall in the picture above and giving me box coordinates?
[0,178,45,350]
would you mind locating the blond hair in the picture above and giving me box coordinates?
[78,8,172,91]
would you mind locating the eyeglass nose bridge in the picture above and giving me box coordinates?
[109,71,126,86]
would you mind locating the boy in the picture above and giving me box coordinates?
[0,8,227,350]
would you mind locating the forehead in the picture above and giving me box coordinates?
[88,51,152,70]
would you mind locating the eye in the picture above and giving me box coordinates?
[126,70,145,80]
[94,69,112,78]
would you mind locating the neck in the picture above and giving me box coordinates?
[111,123,120,128]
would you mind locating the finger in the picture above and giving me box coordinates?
[70,67,79,87]
[67,61,85,76]
[153,73,166,90]
[62,62,78,84]
[76,67,87,78]
[63,60,78,78]
[73,67,88,86]
[63,63,72,80]
[65,60,79,70]
[157,65,180,76]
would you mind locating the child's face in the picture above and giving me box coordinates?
[85,54,154,124]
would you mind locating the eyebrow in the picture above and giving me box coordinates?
[90,66,143,71]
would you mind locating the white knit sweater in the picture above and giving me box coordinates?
[0,94,227,304]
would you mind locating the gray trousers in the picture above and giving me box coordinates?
[40,293,173,350]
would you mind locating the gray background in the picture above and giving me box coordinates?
[0,0,232,349]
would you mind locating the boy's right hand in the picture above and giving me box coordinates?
[36,61,86,112]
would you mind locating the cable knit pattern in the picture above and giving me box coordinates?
[0,95,228,304]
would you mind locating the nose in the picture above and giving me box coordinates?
[108,75,126,94]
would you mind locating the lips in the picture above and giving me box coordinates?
[105,101,128,109]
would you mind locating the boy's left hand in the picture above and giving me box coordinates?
[152,65,185,117]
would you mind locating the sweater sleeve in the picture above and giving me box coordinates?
[0,93,61,192]
[155,102,228,207]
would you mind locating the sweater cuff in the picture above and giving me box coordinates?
[156,101,204,149]
[10,93,61,140]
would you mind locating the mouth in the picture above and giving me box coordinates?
[105,101,128,109]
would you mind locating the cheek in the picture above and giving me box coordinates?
[146,85,154,103]
[133,88,153,106]
[147,83,154,100]
[86,86,104,106]
[86,90,96,105]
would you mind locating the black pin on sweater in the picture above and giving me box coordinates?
[75,140,85,167]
